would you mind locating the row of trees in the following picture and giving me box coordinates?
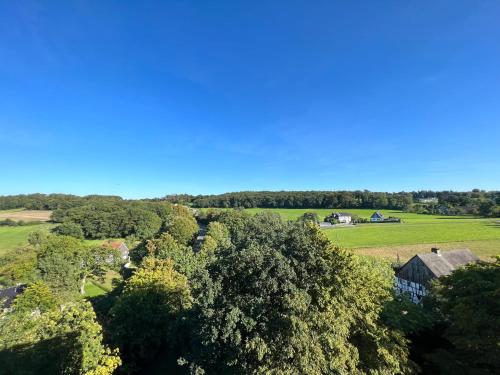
[0,193,124,210]
[51,201,195,241]
[1,190,498,217]
[166,191,415,210]
[165,190,500,216]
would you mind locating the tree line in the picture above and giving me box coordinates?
[1,190,499,217]
[165,190,500,217]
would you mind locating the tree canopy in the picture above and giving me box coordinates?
[426,257,500,374]
[186,214,413,374]
[0,283,121,375]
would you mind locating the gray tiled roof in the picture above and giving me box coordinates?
[417,249,479,278]
[0,285,26,308]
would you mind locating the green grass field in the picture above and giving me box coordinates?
[84,281,108,297]
[232,208,500,260]
[0,224,55,256]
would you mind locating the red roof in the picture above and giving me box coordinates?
[106,241,123,249]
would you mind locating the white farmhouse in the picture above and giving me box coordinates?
[395,248,478,303]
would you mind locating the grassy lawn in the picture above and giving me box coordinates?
[84,281,108,297]
[0,224,54,256]
[228,208,500,260]
[323,220,499,247]
[84,270,123,298]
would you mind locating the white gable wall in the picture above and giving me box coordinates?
[395,276,428,304]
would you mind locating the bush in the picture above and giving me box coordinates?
[52,222,84,239]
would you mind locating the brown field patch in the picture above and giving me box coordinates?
[0,209,52,222]
[353,239,500,262]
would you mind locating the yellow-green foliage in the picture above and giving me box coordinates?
[110,258,192,366]
[0,283,121,374]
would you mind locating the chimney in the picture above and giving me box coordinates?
[431,247,441,256]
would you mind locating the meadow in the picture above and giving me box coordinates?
[240,208,500,261]
[0,224,55,256]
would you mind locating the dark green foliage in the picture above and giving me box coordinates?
[109,258,192,370]
[215,209,252,247]
[164,190,500,217]
[205,221,231,250]
[382,294,435,335]
[0,288,121,375]
[296,212,320,224]
[166,215,199,245]
[426,258,500,374]
[37,235,84,295]
[0,219,42,227]
[167,190,416,210]
[351,215,369,223]
[145,233,200,279]
[187,215,413,374]
[52,203,163,240]
[12,281,59,313]
[0,247,38,286]
[27,229,49,248]
[53,222,84,239]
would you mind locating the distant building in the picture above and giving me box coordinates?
[105,241,130,266]
[370,211,384,222]
[395,248,479,303]
[0,284,26,311]
[418,197,438,204]
[332,212,352,224]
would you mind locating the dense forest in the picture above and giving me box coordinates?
[1,190,499,217]
[165,190,500,217]
[0,205,498,374]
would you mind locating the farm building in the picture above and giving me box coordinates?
[370,211,384,222]
[331,212,352,224]
[395,248,479,303]
[104,241,130,265]
[0,284,26,311]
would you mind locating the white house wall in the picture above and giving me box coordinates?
[395,276,427,304]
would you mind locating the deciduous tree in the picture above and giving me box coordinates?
[110,258,193,369]
[187,216,413,374]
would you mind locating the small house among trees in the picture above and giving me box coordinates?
[370,211,384,222]
[0,284,26,310]
[395,248,479,303]
[324,212,352,224]
[105,241,130,264]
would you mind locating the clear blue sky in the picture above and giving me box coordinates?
[1,1,499,198]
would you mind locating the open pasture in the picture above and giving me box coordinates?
[235,208,500,260]
[243,207,476,223]
[0,209,52,222]
[0,224,55,256]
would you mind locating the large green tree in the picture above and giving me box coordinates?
[110,257,193,370]
[37,235,122,295]
[187,215,413,374]
[0,283,121,375]
[205,221,231,250]
[37,235,84,295]
[427,257,500,374]
[145,232,199,279]
[166,214,199,245]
